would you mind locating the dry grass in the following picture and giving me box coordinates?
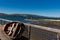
[31,19,60,27]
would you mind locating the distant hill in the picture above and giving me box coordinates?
[0,13,60,20]
[0,13,7,16]
[9,14,60,20]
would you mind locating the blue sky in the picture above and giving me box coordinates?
[0,0,60,17]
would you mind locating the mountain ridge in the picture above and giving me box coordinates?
[0,13,60,20]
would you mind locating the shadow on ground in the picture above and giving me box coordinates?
[13,36,29,40]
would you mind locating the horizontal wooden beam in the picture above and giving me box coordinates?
[0,18,60,34]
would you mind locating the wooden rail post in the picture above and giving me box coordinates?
[0,20,2,24]
[28,26,31,40]
[57,33,60,40]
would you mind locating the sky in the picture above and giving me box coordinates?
[0,0,60,17]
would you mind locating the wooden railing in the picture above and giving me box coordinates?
[0,18,60,40]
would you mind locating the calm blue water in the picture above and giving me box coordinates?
[0,16,34,23]
[0,16,25,22]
